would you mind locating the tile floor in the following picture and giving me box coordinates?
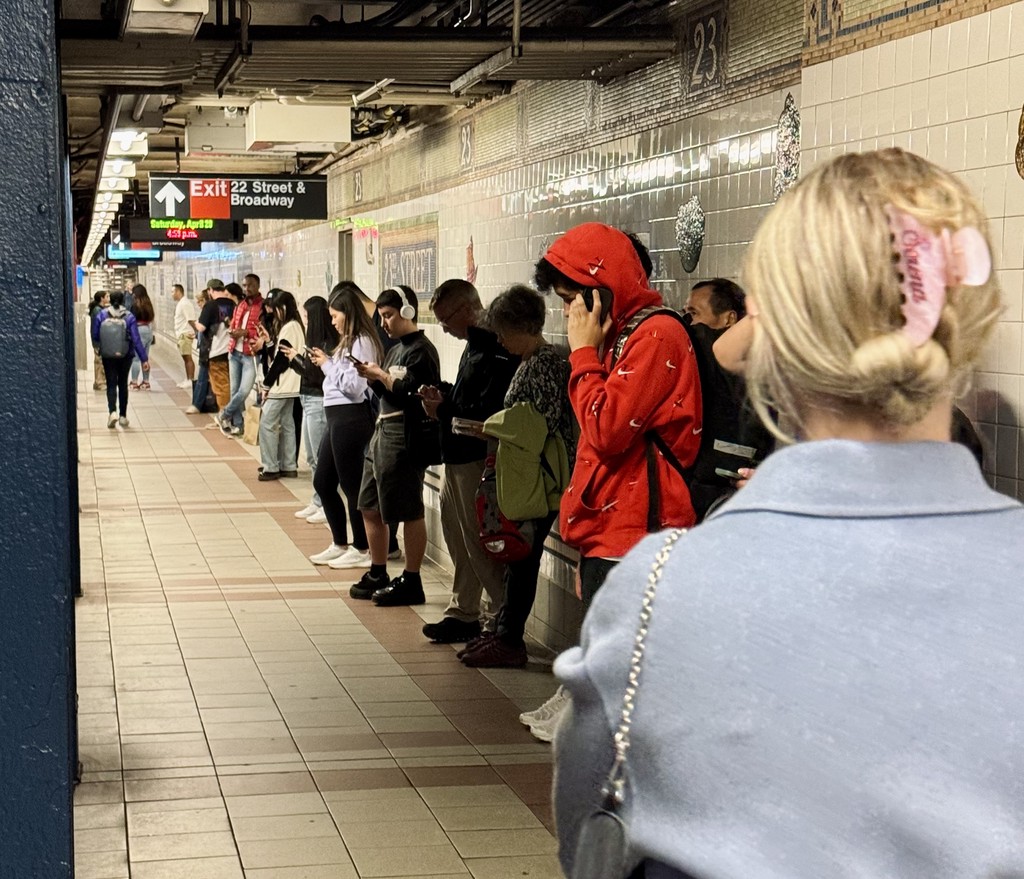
[75,346,562,879]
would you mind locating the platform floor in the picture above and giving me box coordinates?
[73,346,561,879]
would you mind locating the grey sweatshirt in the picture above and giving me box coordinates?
[554,440,1024,879]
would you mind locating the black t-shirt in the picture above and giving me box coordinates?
[198,298,235,361]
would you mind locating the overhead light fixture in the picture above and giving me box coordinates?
[98,176,131,192]
[108,130,149,158]
[95,192,123,207]
[101,159,137,178]
[352,79,396,108]
[124,0,209,37]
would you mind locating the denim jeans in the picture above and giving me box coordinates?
[129,325,153,383]
[191,362,210,410]
[300,393,327,506]
[222,351,256,428]
[259,397,298,473]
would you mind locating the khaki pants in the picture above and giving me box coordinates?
[440,459,506,628]
[93,351,106,389]
[208,358,230,409]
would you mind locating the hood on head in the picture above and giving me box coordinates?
[542,222,662,327]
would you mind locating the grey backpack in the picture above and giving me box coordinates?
[98,313,130,359]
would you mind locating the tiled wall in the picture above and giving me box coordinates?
[801,0,1024,498]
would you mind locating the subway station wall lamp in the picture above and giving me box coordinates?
[101,159,137,178]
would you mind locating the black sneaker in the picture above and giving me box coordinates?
[422,617,481,644]
[350,570,389,600]
[372,574,425,607]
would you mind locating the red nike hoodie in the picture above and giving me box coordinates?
[545,223,702,558]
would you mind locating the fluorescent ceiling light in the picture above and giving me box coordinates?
[95,192,123,207]
[125,0,209,36]
[108,130,149,157]
[102,160,137,178]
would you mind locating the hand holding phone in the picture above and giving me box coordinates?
[345,353,363,366]
[580,287,613,322]
[277,339,293,350]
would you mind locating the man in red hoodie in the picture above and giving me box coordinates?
[534,222,702,605]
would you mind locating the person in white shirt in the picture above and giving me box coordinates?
[172,284,197,389]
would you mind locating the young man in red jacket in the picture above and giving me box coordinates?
[522,223,702,739]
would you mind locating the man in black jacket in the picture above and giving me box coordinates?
[352,287,442,606]
[419,280,520,643]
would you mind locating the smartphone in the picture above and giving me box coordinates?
[714,467,744,480]
[451,417,485,436]
[580,287,613,321]
[345,353,363,365]
[277,339,293,350]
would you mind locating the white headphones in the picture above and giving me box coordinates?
[399,287,416,321]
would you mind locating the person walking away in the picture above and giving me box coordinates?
[92,290,149,428]
[419,279,519,644]
[284,295,338,524]
[306,284,384,568]
[172,283,197,389]
[128,284,155,389]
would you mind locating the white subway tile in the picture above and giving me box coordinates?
[912,30,932,81]
[930,24,951,75]
[832,54,848,101]
[948,18,971,71]
[945,68,969,122]
[1003,220,1024,270]
[927,75,948,126]
[877,41,897,89]
[968,13,992,67]
[990,4,1013,60]
[893,84,913,132]
[862,45,880,93]
[1011,2,1024,56]
[894,39,914,85]
[966,117,988,169]
[986,113,1010,167]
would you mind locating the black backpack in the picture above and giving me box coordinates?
[612,307,761,524]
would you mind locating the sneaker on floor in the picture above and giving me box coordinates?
[306,508,327,524]
[309,544,347,565]
[229,425,243,437]
[130,381,140,390]
[350,570,390,600]
[520,685,570,728]
[461,636,528,669]
[456,632,498,659]
[372,573,425,607]
[257,470,281,481]
[118,416,130,428]
[176,380,192,389]
[422,617,481,644]
[140,381,151,390]
[295,503,319,519]
[184,405,200,414]
[280,470,298,478]
[528,697,570,743]
[328,546,371,569]
[107,412,117,429]
[387,547,403,561]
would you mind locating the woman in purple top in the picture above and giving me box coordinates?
[307,283,384,570]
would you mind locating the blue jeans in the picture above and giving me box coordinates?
[259,397,298,473]
[130,325,153,383]
[192,362,210,410]
[301,393,327,506]
[222,351,256,428]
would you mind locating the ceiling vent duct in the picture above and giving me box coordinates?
[245,100,352,153]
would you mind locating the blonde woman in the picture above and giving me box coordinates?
[553,150,1024,878]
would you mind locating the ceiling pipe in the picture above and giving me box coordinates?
[420,0,463,26]
[511,0,521,56]
[130,94,150,121]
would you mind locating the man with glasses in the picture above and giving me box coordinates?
[418,279,519,643]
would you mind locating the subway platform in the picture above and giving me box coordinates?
[74,344,561,879]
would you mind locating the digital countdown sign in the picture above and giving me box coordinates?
[121,217,245,245]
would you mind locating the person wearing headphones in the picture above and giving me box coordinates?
[351,286,442,607]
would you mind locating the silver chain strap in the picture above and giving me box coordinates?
[603,528,686,808]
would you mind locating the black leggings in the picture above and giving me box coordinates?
[102,357,133,416]
[495,511,558,646]
[314,404,374,549]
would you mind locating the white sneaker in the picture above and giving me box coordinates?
[184,405,200,414]
[294,503,318,519]
[328,546,371,569]
[309,544,347,565]
[520,685,569,727]
[118,416,130,428]
[387,548,403,561]
[107,413,117,429]
[306,508,327,524]
[176,380,192,389]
